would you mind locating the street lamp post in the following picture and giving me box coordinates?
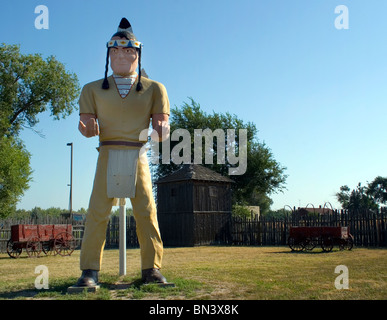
[67,143,73,221]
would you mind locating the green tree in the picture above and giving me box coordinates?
[0,44,80,217]
[111,207,134,217]
[155,98,287,206]
[336,185,351,209]
[336,181,380,211]
[367,176,387,206]
[264,208,291,219]
[44,207,65,217]
[232,204,251,219]
[241,189,273,216]
[0,43,80,137]
[0,137,32,218]
[76,207,88,215]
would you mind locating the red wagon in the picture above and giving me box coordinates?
[6,224,75,258]
[288,226,354,252]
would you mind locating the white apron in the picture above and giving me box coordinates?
[107,149,139,199]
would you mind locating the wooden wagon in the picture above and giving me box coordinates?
[288,226,354,252]
[6,224,75,258]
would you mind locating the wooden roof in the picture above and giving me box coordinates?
[155,164,234,184]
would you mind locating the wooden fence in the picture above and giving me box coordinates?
[105,215,139,248]
[1,208,386,254]
[231,209,387,247]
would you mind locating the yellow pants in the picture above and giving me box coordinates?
[80,146,163,271]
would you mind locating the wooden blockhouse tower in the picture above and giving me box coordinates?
[155,164,234,246]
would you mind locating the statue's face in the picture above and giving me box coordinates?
[109,36,138,76]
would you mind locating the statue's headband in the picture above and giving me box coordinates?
[107,39,142,49]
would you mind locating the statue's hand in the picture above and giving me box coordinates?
[79,118,100,138]
[152,113,170,142]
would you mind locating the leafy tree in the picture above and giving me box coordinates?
[77,207,88,215]
[154,98,287,206]
[43,207,65,217]
[111,207,134,217]
[264,208,291,219]
[336,185,351,209]
[0,136,32,218]
[349,183,378,211]
[0,43,80,137]
[241,189,273,216]
[9,207,88,220]
[367,176,387,206]
[232,204,252,218]
[0,44,80,217]
[335,177,387,211]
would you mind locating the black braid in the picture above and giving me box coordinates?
[136,46,143,91]
[102,47,110,89]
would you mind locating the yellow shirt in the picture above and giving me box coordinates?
[78,75,170,142]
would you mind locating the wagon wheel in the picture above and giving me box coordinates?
[288,236,304,252]
[54,232,75,256]
[42,241,53,255]
[304,238,317,251]
[26,237,42,258]
[341,235,354,251]
[321,237,333,252]
[6,239,22,259]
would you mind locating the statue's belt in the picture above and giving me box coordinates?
[99,141,144,148]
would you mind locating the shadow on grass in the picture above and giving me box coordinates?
[0,256,31,260]
[0,288,39,299]
[108,278,143,290]
[272,250,325,254]
[0,279,79,299]
[0,277,200,300]
[269,248,352,254]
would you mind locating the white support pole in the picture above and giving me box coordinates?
[119,198,126,276]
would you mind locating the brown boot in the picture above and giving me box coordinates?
[141,268,167,284]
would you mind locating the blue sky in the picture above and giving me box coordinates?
[1,0,386,212]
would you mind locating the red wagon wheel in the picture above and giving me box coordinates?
[304,238,317,251]
[321,237,333,252]
[26,237,42,258]
[54,232,75,256]
[288,236,304,252]
[339,234,354,251]
[6,239,22,259]
[42,241,53,255]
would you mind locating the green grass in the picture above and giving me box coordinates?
[0,246,386,300]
